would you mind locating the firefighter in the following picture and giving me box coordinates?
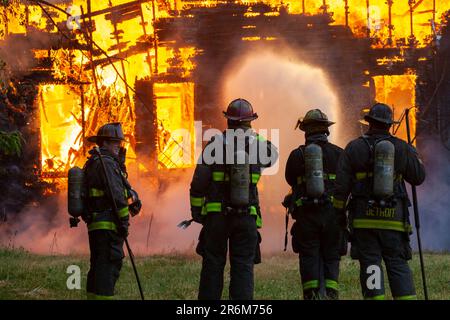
[333,103,425,300]
[190,98,278,300]
[284,109,344,300]
[83,122,141,300]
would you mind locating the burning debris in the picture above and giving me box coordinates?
[0,0,448,252]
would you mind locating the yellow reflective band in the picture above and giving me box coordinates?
[327,174,336,180]
[256,215,262,228]
[353,219,411,232]
[333,198,345,209]
[394,295,417,300]
[205,202,222,212]
[88,221,117,232]
[325,279,339,290]
[356,172,371,180]
[212,171,225,181]
[256,134,266,142]
[303,280,319,290]
[295,198,303,206]
[297,176,304,184]
[190,196,205,207]
[365,295,385,300]
[249,206,262,228]
[88,294,114,300]
[356,172,402,181]
[251,173,261,184]
[89,188,105,197]
[118,206,129,218]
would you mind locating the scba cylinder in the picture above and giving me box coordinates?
[373,140,395,198]
[68,166,85,217]
[305,143,325,198]
[229,150,250,207]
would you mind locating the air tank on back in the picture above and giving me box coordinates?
[68,166,85,217]
[304,143,325,198]
[229,150,250,207]
[373,140,395,198]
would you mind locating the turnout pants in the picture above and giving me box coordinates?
[196,212,259,300]
[351,228,416,300]
[291,207,342,299]
[86,230,124,299]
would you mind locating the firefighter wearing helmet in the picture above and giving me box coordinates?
[284,108,344,299]
[81,123,141,299]
[190,98,278,299]
[333,103,425,299]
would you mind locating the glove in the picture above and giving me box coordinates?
[128,189,142,217]
[117,219,129,238]
[282,192,293,209]
[129,200,142,217]
[191,208,205,224]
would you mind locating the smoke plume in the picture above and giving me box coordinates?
[222,48,343,253]
[414,137,450,251]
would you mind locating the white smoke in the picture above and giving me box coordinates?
[0,47,347,256]
[414,137,450,251]
[222,48,343,253]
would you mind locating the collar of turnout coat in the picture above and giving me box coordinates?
[305,132,329,144]
[365,128,391,137]
[88,147,119,161]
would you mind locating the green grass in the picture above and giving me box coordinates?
[0,248,448,300]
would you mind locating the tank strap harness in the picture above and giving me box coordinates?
[82,155,131,231]
[360,135,398,208]
[189,166,262,228]
[294,145,334,207]
[350,135,411,233]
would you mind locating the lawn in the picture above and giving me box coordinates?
[0,249,448,300]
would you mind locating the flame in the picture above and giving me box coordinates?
[154,82,195,169]
[0,0,446,179]
[373,74,416,143]
[39,84,86,175]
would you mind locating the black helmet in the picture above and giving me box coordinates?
[364,103,394,125]
[296,109,335,132]
[223,98,258,122]
[87,122,125,144]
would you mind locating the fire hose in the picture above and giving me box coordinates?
[94,147,145,300]
[405,108,429,300]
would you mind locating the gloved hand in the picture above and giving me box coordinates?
[191,208,205,224]
[282,193,293,209]
[129,199,142,217]
[128,189,142,217]
[117,219,129,238]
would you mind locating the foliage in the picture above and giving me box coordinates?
[0,130,24,157]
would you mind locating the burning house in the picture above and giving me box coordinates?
[0,0,449,252]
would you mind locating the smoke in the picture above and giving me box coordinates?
[2,46,447,256]
[0,170,200,256]
[222,47,343,253]
[0,32,50,77]
[415,137,450,251]
[0,47,345,256]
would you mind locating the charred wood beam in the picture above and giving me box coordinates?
[78,0,148,21]
[83,41,153,69]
